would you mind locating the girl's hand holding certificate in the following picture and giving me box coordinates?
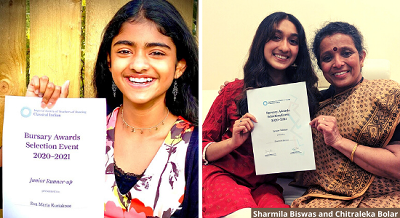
[26,75,70,109]
[231,113,257,150]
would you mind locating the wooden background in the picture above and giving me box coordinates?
[0,0,196,167]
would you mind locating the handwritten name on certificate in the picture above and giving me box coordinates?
[247,82,316,175]
[3,96,106,218]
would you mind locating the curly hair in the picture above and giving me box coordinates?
[312,21,365,68]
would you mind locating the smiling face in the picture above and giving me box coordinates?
[263,19,299,74]
[108,20,186,106]
[319,33,366,93]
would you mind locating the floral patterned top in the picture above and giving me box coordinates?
[104,107,194,218]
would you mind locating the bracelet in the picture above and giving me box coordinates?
[350,143,359,162]
[202,142,214,165]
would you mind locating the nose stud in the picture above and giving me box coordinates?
[333,47,337,51]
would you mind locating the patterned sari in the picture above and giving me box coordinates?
[104,107,194,217]
[292,79,400,208]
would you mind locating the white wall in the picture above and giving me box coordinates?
[202,0,400,91]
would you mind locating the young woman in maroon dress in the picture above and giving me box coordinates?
[202,12,320,217]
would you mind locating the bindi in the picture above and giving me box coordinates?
[333,47,337,51]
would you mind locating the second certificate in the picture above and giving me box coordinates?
[247,82,315,175]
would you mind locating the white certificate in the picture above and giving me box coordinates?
[247,82,316,175]
[3,96,106,218]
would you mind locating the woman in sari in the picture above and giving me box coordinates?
[292,21,400,208]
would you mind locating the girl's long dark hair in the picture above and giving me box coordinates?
[236,12,320,117]
[93,0,198,125]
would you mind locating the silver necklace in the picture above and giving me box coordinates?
[121,107,169,134]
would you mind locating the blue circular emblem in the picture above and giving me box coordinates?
[21,107,32,118]
[263,101,268,106]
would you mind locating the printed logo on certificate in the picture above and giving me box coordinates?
[2,96,105,218]
[247,82,316,175]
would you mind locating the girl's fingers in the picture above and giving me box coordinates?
[46,86,62,109]
[237,119,254,134]
[243,113,257,123]
[26,76,69,109]
[60,80,70,98]
[26,76,40,96]
[41,82,55,108]
[237,126,247,133]
[38,76,49,97]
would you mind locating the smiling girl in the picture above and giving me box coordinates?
[27,0,198,217]
[202,12,320,217]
